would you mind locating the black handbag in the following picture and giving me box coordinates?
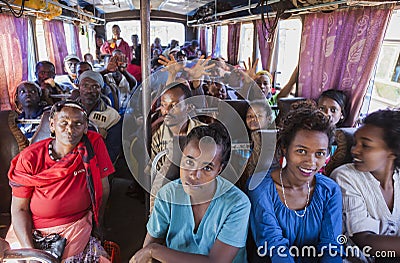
[32,230,67,261]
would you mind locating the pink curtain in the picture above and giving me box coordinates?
[72,25,82,59]
[0,14,28,110]
[43,20,68,75]
[211,26,218,58]
[199,27,207,55]
[227,23,241,65]
[256,20,275,71]
[298,5,394,126]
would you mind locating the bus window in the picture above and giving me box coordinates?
[238,23,254,66]
[35,20,48,61]
[105,20,185,48]
[275,18,302,88]
[369,9,400,112]
[220,25,228,60]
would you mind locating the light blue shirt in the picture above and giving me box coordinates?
[147,176,251,263]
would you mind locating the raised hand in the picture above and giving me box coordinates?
[243,57,259,80]
[106,55,119,72]
[184,55,215,80]
[158,54,184,76]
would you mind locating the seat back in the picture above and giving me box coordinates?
[30,111,51,144]
[325,127,357,176]
[0,110,29,237]
[276,97,306,125]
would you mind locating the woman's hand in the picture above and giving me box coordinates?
[158,55,184,76]
[184,55,215,80]
[129,247,152,263]
[243,57,259,80]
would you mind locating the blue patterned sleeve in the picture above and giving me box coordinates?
[248,184,295,263]
[318,181,343,263]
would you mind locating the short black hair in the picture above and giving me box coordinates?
[278,99,335,152]
[162,82,192,101]
[35,61,55,73]
[50,100,88,120]
[184,123,231,167]
[363,109,400,170]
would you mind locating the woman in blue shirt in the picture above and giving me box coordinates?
[131,123,251,263]
[248,101,343,262]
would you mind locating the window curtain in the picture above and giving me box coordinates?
[199,27,207,55]
[43,20,68,75]
[227,23,241,65]
[72,25,82,59]
[256,20,276,71]
[298,5,394,126]
[0,14,28,110]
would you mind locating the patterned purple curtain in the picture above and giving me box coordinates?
[211,26,218,58]
[72,25,82,59]
[256,20,275,71]
[43,20,68,75]
[0,14,28,110]
[298,5,394,126]
[227,23,241,65]
[199,27,207,56]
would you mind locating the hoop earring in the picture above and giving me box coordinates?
[50,130,55,138]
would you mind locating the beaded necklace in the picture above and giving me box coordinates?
[279,169,310,218]
[48,141,61,162]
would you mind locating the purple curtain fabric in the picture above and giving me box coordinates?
[256,20,275,71]
[227,23,241,65]
[43,20,68,75]
[199,27,207,56]
[298,5,394,126]
[72,25,82,59]
[0,14,28,110]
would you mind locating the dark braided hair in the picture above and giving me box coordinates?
[363,109,400,170]
[277,99,335,152]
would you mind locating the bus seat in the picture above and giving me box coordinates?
[30,111,51,144]
[0,110,29,237]
[218,100,250,142]
[276,97,306,125]
[325,127,356,176]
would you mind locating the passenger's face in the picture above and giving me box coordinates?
[79,78,101,106]
[160,89,188,128]
[36,64,55,85]
[255,75,272,98]
[76,64,92,79]
[207,82,227,100]
[17,84,41,108]
[284,129,329,185]
[180,139,223,196]
[112,26,121,38]
[65,59,79,77]
[50,107,88,148]
[318,97,343,126]
[351,124,395,177]
[131,36,138,46]
[246,105,270,131]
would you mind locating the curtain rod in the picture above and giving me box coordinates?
[188,0,397,27]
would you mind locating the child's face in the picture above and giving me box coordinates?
[318,96,343,126]
[351,124,395,177]
[180,139,223,196]
[246,105,270,131]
